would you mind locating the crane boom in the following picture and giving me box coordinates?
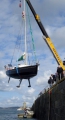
[25,0,65,70]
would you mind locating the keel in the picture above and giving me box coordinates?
[28,79,31,87]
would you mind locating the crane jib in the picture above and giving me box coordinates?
[45,37,65,70]
[25,0,48,37]
[25,0,65,70]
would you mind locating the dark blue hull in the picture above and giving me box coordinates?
[6,64,38,79]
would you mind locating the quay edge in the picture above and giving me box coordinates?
[31,78,65,120]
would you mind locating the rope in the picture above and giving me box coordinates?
[26,3,37,63]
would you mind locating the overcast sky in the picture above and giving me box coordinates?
[0,0,65,108]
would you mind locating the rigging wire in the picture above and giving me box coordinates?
[10,0,24,64]
[10,0,38,65]
[16,19,24,62]
[10,24,22,64]
[26,2,37,64]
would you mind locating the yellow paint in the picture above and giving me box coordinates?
[45,37,65,70]
[35,14,40,21]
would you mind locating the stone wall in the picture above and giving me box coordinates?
[32,78,65,120]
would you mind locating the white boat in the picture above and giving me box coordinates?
[17,107,23,111]
[27,110,34,115]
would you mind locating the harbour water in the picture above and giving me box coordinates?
[0,107,37,120]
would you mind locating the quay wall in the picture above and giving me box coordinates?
[32,78,65,120]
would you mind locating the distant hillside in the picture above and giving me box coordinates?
[0,107,19,109]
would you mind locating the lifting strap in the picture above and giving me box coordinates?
[26,3,37,63]
[16,67,19,74]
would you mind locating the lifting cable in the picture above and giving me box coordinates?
[26,2,37,63]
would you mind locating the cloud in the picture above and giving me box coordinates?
[22,95,26,100]
[0,0,65,107]
[27,88,35,94]
[6,97,20,106]
[52,26,65,49]
[0,71,6,79]
[36,70,51,85]
[11,96,20,101]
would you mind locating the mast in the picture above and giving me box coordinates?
[24,0,27,64]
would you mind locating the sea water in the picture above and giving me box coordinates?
[0,107,37,120]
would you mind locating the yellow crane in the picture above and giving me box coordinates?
[25,0,65,70]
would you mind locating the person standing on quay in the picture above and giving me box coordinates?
[57,65,64,80]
